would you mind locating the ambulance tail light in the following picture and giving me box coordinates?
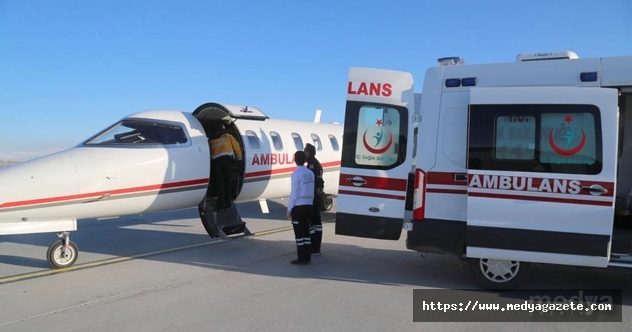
[413,168,426,221]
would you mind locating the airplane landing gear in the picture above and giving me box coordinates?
[46,231,78,269]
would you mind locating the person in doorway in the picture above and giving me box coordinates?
[286,150,315,265]
[209,122,242,211]
[304,143,324,255]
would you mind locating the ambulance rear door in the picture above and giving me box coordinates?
[335,68,415,240]
[466,86,618,267]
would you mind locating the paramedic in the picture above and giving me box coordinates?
[304,143,324,255]
[209,122,243,211]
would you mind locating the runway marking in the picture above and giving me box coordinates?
[0,220,333,285]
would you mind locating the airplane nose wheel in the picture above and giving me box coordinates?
[46,231,78,269]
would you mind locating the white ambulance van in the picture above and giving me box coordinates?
[335,51,632,289]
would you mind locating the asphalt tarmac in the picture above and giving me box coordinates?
[0,199,630,331]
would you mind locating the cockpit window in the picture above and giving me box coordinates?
[83,120,188,146]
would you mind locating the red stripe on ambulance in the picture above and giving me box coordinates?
[467,174,614,197]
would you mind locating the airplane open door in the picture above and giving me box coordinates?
[193,102,269,201]
[466,87,618,268]
[193,103,269,121]
[335,68,415,240]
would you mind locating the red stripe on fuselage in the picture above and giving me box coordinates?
[0,178,209,209]
[1,161,342,210]
[245,161,340,178]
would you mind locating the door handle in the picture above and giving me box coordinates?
[454,174,468,182]
[581,186,608,194]
[346,177,367,185]
[83,193,111,203]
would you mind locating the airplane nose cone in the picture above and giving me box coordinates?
[0,151,78,216]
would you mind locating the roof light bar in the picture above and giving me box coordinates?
[580,72,598,82]
[445,78,461,87]
[462,77,477,86]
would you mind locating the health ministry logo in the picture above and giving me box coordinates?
[548,115,586,156]
[362,119,393,154]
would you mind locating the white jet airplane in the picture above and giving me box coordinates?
[0,102,342,268]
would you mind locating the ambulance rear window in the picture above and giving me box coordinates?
[469,104,602,175]
[494,116,536,160]
[340,101,408,170]
[354,105,402,167]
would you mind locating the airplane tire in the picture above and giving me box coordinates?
[468,258,531,290]
[46,240,79,269]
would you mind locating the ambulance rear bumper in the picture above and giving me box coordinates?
[335,212,403,240]
[406,218,467,256]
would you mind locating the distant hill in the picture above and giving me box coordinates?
[0,147,67,167]
[0,160,21,167]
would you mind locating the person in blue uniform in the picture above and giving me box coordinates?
[304,143,324,255]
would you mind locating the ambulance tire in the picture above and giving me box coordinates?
[323,196,333,212]
[468,258,531,290]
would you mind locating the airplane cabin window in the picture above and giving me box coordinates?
[292,133,303,150]
[328,134,339,151]
[246,130,260,151]
[83,120,187,146]
[270,131,283,151]
[311,134,322,151]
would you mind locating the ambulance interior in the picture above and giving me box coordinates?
[613,92,632,255]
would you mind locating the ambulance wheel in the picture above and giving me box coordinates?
[46,240,78,269]
[468,258,531,290]
[323,196,333,211]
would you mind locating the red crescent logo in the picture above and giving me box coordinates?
[548,128,586,156]
[362,129,393,154]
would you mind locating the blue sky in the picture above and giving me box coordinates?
[1,0,631,158]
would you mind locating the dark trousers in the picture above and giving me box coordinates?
[212,157,235,210]
[310,196,322,252]
[291,205,312,262]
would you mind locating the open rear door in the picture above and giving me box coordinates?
[466,86,618,267]
[335,68,415,240]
